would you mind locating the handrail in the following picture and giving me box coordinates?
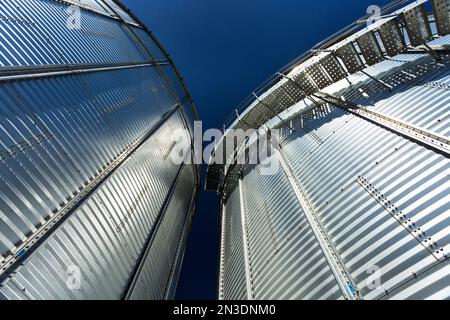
[221,0,420,130]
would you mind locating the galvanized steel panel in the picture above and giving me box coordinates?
[280,80,307,102]
[293,72,317,96]
[102,0,137,24]
[0,0,148,66]
[220,183,248,300]
[240,159,343,300]
[0,0,199,300]
[0,111,194,300]
[128,164,196,300]
[132,27,167,61]
[320,54,348,82]
[216,0,450,301]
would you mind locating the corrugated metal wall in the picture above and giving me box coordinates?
[220,182,248,300]
[240,154,344,300]
[219,2,450,300]
[281,105,450,299]
[0,0,199,300]
[0,0,147,65]
[220,55,450,299]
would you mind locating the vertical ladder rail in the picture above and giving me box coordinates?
[273,147,360,300]
[238,178,254,300]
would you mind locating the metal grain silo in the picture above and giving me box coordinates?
[207,0,450,300]
[0,0,200,300]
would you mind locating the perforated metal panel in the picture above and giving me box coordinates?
[402,4,432,46]
[280,81,307,102]
[127,164,196,300]
[241,102,277,129]
[306,63,333,89]
[274,87,295,111]
[379,20,407,56]
[70,0,116,16]
[432,0,450,35]
[320,54,348,82]
[335,43,364,74]
[215,1,450,298]
[0,0,148,66]
[263,89,291,115]
[356,31,384,66]
[293,72,318,96]
[234,118,253,132]
[0,66,173,262]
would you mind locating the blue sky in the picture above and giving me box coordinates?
[122,0,385,299]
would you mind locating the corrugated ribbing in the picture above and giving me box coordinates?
[281,106,450,299]
[128,164,196,300]
[0,0,148,66]
[0,66,174,260]
[241,156,343,300]
[0,111,193,299]
[220,182,248,300]
[216,1,450,300]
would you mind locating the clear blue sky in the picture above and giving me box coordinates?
[122,0,385,299]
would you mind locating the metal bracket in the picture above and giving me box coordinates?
[398,19,441,61]
[360,70,394,91]
[357,176,446,261]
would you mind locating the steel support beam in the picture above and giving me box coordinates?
[238,177,254,300]
[273,146,360,300]
[314,91,450,157]
[360,70,394,91]
[0,61,166,82]
[101,1,185,109]
[124,161,186,299]
[279,84,299,104]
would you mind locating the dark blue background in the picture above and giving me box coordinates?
[122,0,384,300]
